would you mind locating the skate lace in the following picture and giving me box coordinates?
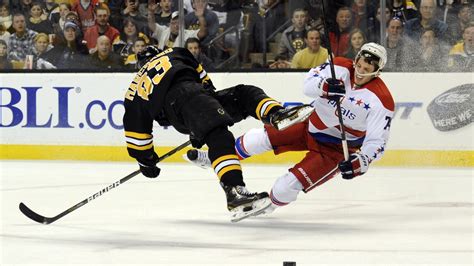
[235,186,257,197]
[196,150,211,165]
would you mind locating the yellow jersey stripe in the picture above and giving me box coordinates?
[263,102,281,117]
[212,154,239,168]
[216,165,242,179]
[255,98,274,120]
[126,142,154,151]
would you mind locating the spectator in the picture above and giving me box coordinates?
[51,3,71,36]
[345,28,367,59]
[291,28,328,69]
[447,4,472,44]
[351,0,375,35]
[32,32,55,69]
[0,3,12,32]
[288,0,325,29]
[0,24,10,42]
[185,37,214,69]
[0,39,12,69]
[368,3,392,42]
[124,37,146,70]
[120,0,148,33]
[83,5,120,53]
[185,0,218,45]
[41,21,89,69]
[71,0,97,32]
[44,0,59,23]
[27,2,54,35]
[277,8,308,61]
[113,17,150,58]
[405,0,448,42]
[89,35,124,70]
[148,5,207,50]
[391,0,418,23]
[7,13,37,62]
[410,28,447,71]
[268,54,291,69]
[384,17,414,71]
[448,22,473,71]
[13,0,33,17]
[155,0,173,26]
[329,6,352,56]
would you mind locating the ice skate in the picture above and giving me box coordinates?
[266,104,313,130]
[182,149,211,169]
[222,185,272,222]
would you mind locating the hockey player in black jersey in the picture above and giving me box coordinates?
[123,46,312,221]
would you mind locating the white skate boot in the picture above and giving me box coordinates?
[182,149,211,169]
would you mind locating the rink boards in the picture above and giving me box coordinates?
[0,72,472,167]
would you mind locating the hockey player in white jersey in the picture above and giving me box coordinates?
[185,43,395,217]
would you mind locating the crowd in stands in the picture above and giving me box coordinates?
[0,0,472,72]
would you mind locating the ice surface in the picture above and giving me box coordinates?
[1,161,473,266]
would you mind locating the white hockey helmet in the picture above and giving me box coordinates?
[354,42,387,77]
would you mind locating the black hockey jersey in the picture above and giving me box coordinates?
[123,47,212,160]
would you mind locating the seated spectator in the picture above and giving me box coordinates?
[41,21,90,69]
[113,18,150,58]
[384,17,414,71]
[124,37,147,70]
[0,3,12,32]
[32,32,55,69]
[410,28,447,71]
[448,22,474,71]
[405,0,448,42]
[288,0,324,29]
[89,35,124,70]
[0,24,10,42]
[44,0,59,24]
[27,2,54,35]
[0,39,12,69]
[447,4,472,45]
[120,0,148,33]
[51,3,71,38]
[7,13,37,62]
[185,0,218,45]
[155,0,173,26]
[345,28,367,59]
[71,0,97,32]
[83,5,120,53]
[368,4,392,42]
[277,8,308,61]
[391,0,418,23]
[185,37,214,69]
[268,54,291,69]
[291,28,328,69]
[148,6,207,50]
[329,6,352,57]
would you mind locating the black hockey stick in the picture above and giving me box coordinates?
[320,1,349,160]
[19,140,191,224]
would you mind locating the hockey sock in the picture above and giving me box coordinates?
[205,126,245,187]
[235,128,272,159]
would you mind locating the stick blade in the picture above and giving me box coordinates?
[19,202,52,224]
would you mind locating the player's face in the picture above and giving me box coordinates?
[354,58,376,86]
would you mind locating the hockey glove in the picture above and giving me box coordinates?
[137,152,161,178]
[189,135,204,149]
[321,78,345,100]
[338,153,370,179]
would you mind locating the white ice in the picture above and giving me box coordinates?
[1,160,473,266]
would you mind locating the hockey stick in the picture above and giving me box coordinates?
[19,140,191,224]
[320,1,349,160]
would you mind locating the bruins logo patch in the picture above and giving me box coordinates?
[217,108,225,115]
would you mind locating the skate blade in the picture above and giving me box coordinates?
[230,197,272,223]
[276,105,313,130]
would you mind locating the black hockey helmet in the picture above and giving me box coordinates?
[137,45,162,69]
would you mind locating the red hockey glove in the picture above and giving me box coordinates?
[338,153,370,179]
[137,152,161,178]
[322,78,345,100]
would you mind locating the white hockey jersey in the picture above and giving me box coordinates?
[303,57,395,162]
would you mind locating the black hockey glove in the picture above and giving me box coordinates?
[189,135,204,149]
[137,152,161,178]
[338,153,370,179]
[322,78,345,100]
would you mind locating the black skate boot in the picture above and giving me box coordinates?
[222,184,272,222]
[263,104,313,130]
